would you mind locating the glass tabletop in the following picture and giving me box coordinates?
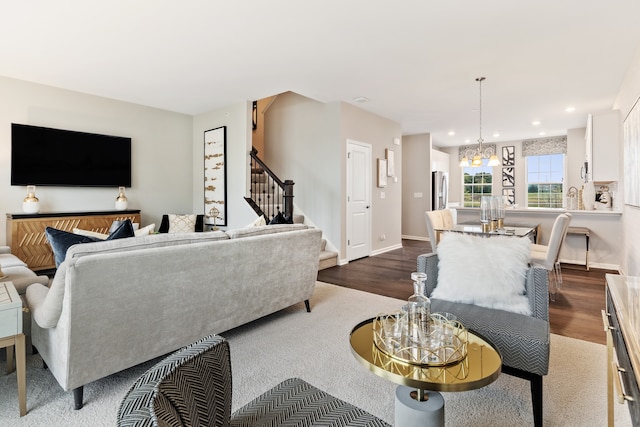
[349,318,502,392]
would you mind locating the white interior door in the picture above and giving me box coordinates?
[347,140,372,261]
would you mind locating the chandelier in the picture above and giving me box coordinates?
[460,77,500,167]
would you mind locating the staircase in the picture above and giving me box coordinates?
[245,148,338,270]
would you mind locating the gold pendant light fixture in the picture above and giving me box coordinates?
[460,77,500,167]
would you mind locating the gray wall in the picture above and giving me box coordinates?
[0,75,193,243]
[264,92,403,263]
[401,133,432,239]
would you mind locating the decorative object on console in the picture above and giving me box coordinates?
[208,207,220,231]
[45,220,135,267]
[22,185,40,214]
[115,187,128,211]
[204,125,227,227]
[459,77,500,167]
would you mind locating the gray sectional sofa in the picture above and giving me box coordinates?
[25,223,322,409]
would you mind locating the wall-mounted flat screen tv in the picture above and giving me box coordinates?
[11,123,132,187]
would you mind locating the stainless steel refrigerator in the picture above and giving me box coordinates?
[432,171,449,210]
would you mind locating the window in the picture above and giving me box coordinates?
[463,159,493,207]
[527,154,564,208]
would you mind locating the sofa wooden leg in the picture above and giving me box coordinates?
[531,374,543,427]
[304,300,311,312]
[73,387,84,410]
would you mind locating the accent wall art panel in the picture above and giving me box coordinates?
[624,96,640,207]
[503,188,515,205]
[502,146,515,166]
[502,167,515,187]
[204,126,227,226]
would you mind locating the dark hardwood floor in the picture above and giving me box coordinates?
[317,239,615,345]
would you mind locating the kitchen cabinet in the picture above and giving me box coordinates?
[431,149,450,173]
[585,111,621,182]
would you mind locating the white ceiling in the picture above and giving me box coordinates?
[2,1,640,148]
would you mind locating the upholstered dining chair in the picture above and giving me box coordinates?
[424,208,456,253]
[117,335,390,427]
[530,213,572,300]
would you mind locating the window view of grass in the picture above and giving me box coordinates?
[463,160,493,207]
[527,154,564,208]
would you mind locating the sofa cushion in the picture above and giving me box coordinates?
[226,223,307,239]
[431,232,532,315]
[46,220,136,267]
[65,230,229,260]
[0,253,29,268]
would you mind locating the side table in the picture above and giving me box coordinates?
[0,281,27,416]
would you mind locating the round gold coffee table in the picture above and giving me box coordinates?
[350,318,502,426]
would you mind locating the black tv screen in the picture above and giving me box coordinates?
[11,123,132,187]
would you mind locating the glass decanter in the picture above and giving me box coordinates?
[406,272,431,350]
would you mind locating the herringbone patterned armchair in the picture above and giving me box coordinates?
[117,335,389,427]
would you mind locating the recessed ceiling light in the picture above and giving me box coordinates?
[492,132,500,138]
[532,120,541,126]
[539,131,546,136]
[565,107,575,112]
[464,139,470,143]
[448,131,455,136]
[353,96,369,103]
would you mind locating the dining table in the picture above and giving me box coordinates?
[433,221,539,245]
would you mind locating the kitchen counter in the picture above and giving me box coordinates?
[454,207,621,270]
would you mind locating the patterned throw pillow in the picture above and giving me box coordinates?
[168,214,197,233]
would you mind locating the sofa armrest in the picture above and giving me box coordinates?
[416,253,439,297]
[525,266,550,321]
[0,246,11,254]
[25,263,67,329]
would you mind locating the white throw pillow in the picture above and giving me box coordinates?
[246,216,267,227]
[134,223,156,237]
[431,233,532,315]
[168,214,196,233]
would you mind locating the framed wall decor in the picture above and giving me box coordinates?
[377,158,387,187]
[624,96,640,207]
[385,148,395,176]
[502,146,515,166]
[502,167,515,187]
[204,126,227,226]
[503,188,515,205]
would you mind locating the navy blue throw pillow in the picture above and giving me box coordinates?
[269,211,294,225]
[45,220,136,268]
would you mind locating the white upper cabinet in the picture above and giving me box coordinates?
[585,110,621,182]
[431,149,450,173]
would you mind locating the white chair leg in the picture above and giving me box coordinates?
[555,261,563,285]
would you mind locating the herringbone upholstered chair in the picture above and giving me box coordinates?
[117,335,390,427]
[418,252,550,427]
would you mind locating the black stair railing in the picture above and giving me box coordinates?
[245,147,294,222]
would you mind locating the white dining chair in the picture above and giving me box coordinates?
[530,213,572,300]
[425,209,456,253]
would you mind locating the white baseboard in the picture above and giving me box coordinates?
[401,235,429,241]
[370,243,403,257]
[558,258,619,272]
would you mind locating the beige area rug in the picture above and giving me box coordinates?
[0,281,632,426]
